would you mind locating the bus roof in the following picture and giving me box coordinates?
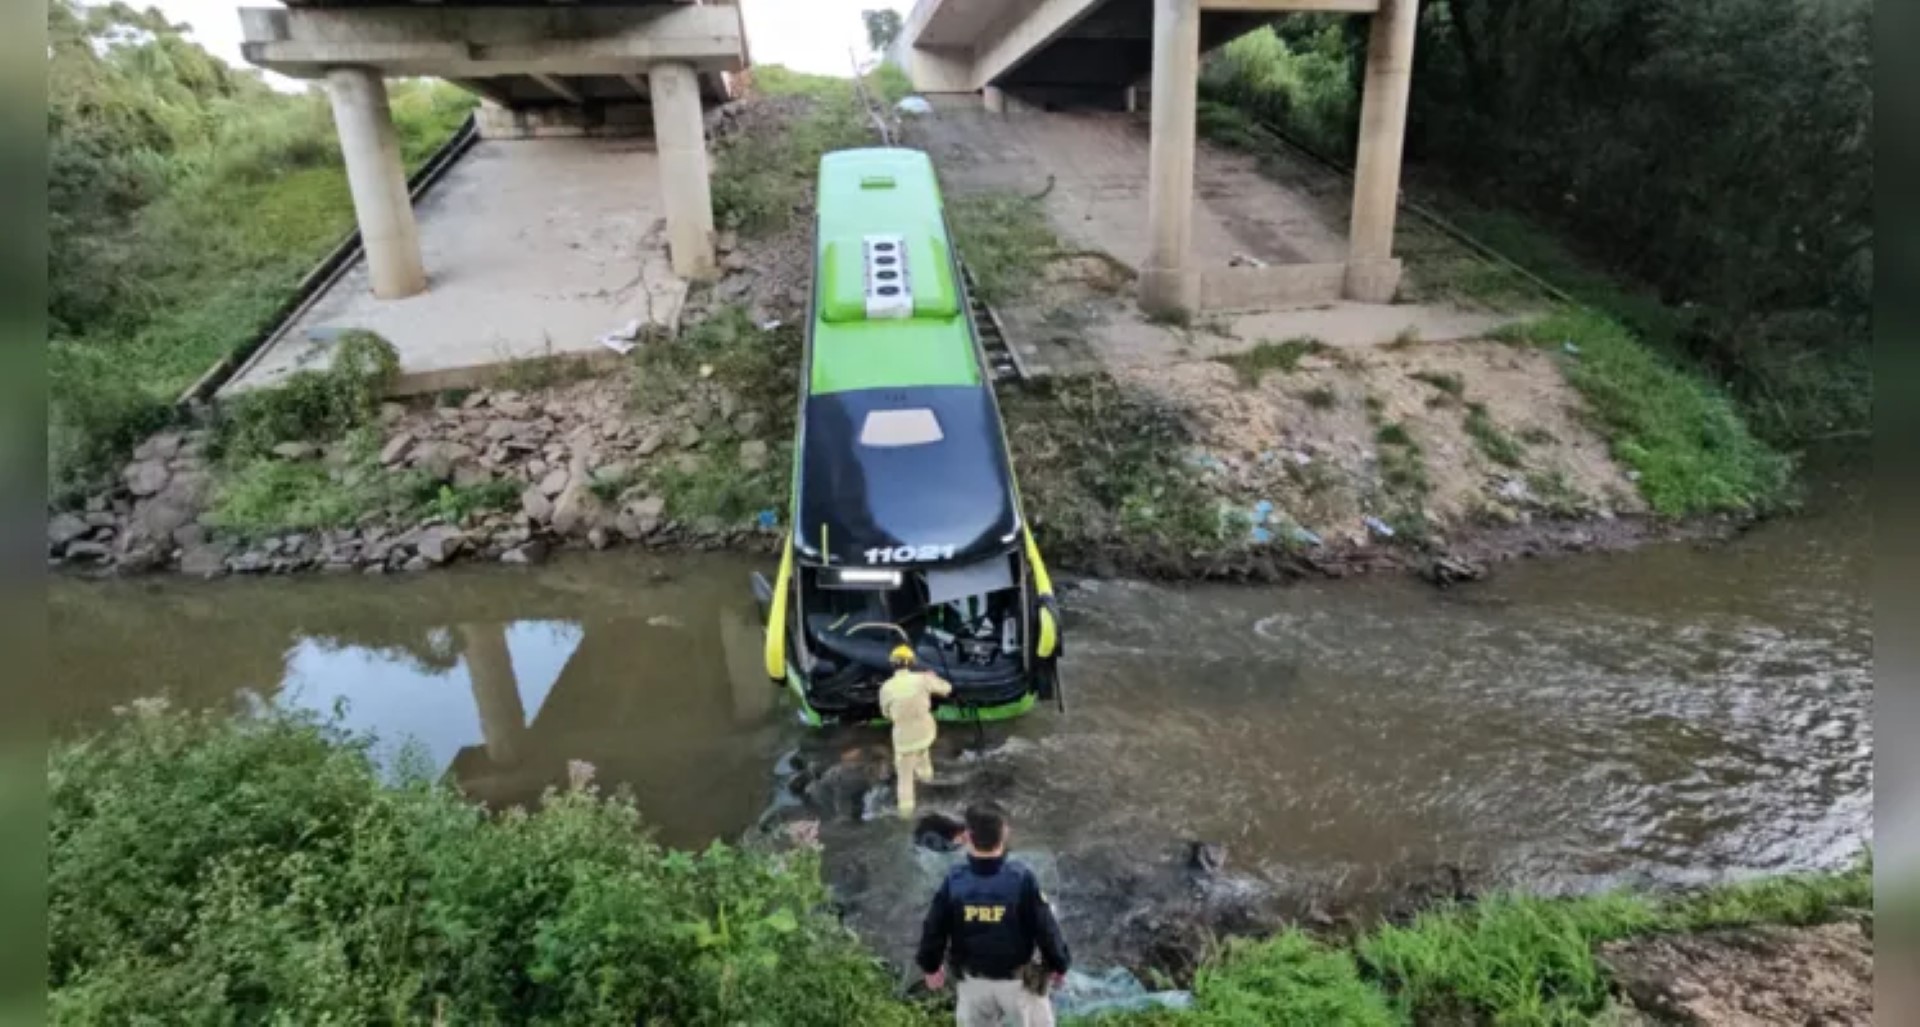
[808,148,981,395]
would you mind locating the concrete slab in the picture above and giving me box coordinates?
[224,137,685,397]
[910,108,1532,374]
[914,108,1351,270]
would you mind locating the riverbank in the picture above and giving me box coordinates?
[47,87,1791,585]
[49,704,1872,1025]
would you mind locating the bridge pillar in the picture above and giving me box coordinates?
[1345,0,1418,302]
[648,61,718,281]
[461,623,527,768]
[982,85,1007,114]
[1140,0,1201,318]
[325,66,427,300]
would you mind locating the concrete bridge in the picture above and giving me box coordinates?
[241,0,748,295]
[895,0,1417,315]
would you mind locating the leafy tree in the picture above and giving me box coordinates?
[862,8,904,55]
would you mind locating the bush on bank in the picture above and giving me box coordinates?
[49,705,924,1026]
[51,707,1868,1025]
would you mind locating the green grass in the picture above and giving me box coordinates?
[710,66,893,237]
[1002,375,1231,554]
[49,705,928,1026]
[631,306,801,524]
[1213,338,1328,387]
[652,455,788,525]
[1374,423,1413,448]
[1505,309,1790,515]
[1464,403,1526,468]
[946,192,1059,304]
[1359,893,1665,1025]
[49,79,475,500]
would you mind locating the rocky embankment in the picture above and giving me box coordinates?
[48,376,782,578]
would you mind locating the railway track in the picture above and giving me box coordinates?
[962,261,1043,385]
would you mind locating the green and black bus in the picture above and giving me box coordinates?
[755,148,1062,726]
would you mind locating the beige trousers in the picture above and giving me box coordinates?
[895,747,934,815]
[955,976,1054,1027]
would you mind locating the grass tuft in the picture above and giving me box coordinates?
[1464,403,1526,467]
[946,192,1058,304]
[1213,338,1328,387]
[1409,370,1465,397]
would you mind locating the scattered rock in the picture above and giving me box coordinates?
[272,441,321,461]
[461,389,492,410]
[500,540,549,565]
[484,419,527,442]
[521,487,554,522]
[1423,554,1486,588]
[379,402,408,424]
[47,513,89,549]
[677,423,702,449]
[739,440,770,472]
[401,555,431,573]
[379,432,415,465]
[134,432,183,462]
[538,467,571,498]
[593,461,635,485]
[414,525,467,565]
[1186,841,1228,876]
[178,543,231,578]
[551,485,609,537]
[411,442,476,483]
[134,497,196,542]
[64,540,112,562]
[123,460,171,498]
[587,526,612,550]
[451,463,493,489]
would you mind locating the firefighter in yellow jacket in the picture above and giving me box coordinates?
[879,644,953,817]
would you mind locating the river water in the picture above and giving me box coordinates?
[49,460,1872,970]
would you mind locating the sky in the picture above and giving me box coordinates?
[143,0,914,85]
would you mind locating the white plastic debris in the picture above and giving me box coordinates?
[895,95,934,115]
[1053,967,1193,1018]
[1363,515,1396,538]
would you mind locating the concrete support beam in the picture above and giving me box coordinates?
[648,61,717,281]
[1140,0,1201,318]
[971,0,1105,91]
[530,73,583,104]
[983,85,1006,113]
[240,5,746,79]
[325,66,426,300]
[1344,0,1418,302]
[619,72,649,98]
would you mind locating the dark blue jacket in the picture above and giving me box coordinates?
[916,855,1071,980]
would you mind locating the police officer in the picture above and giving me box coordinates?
[916,801,1071,1027]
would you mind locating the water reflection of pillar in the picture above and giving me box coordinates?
[460,623,527,768]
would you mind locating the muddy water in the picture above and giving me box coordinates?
[49,460,1871,969]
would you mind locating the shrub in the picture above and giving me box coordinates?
[211,331,399,462]
[48,705,926,1026]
